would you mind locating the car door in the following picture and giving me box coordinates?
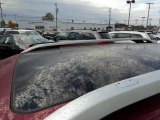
[0,35,18,59]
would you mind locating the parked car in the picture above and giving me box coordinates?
[54,30,110,42]
[1,40,160,120]
[153,35,160,43]
[4,30,40,36]
[108,31,157,43]
[0,34,51,59]
[42,31,59,40]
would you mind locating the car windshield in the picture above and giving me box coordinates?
[99,32,110,39]
[56,32,69,40]
[15,35,49,45]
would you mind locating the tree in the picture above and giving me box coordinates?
[42,13,54,21]
[115,23,127,28]
[7,20,14,28]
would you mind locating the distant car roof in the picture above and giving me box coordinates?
[109,31,146,34]
[4,30,40,35]
[5,29,36,32]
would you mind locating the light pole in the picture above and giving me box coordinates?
[141,17,145,26]
[55,3,59,31]
[0,1,4,27]
[146,3,154,28]
[126,0,135,27]
[108,8,111,27]
[149,18,152,26]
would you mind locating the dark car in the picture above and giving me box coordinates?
[0,34,50,59]
[1,40,160,120]
[54,30,110,42]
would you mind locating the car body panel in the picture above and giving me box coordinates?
[103,93,160,120]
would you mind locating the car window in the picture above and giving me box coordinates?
[5,31,20,35]
[69,32,81,40]
[156,37,160,40]
[81,32,96,40]
[16,35,48,45]
[147,33,156,40]
[130,34,143,38]
[99,32,110,39]
[0,36,14,45]
[20,31,40,35]
[110,33,130,38]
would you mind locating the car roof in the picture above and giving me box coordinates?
[5,29,35,32]
[109,31,146,34]
[60,30,105,33]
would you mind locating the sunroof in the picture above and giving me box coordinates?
[11,44,160,114]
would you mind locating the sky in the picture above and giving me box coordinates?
[2,0,160,26]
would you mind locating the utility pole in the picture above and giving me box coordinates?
[158,11,160,28]
[126,0,135,27]
[108,8,111,27]
[55,3,59,31]
[146,3,154,28]
[0,1,4,27]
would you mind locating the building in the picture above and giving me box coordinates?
[17,20,55,31]
[17,20,115,31]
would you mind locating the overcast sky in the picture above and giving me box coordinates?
[2,0,160,25]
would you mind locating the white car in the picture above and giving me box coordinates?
[154,35,160,43]
[108,31,157,43]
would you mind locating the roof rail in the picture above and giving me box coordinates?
[22,38,155,53]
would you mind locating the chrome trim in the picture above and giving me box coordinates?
[22,38,153,53]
